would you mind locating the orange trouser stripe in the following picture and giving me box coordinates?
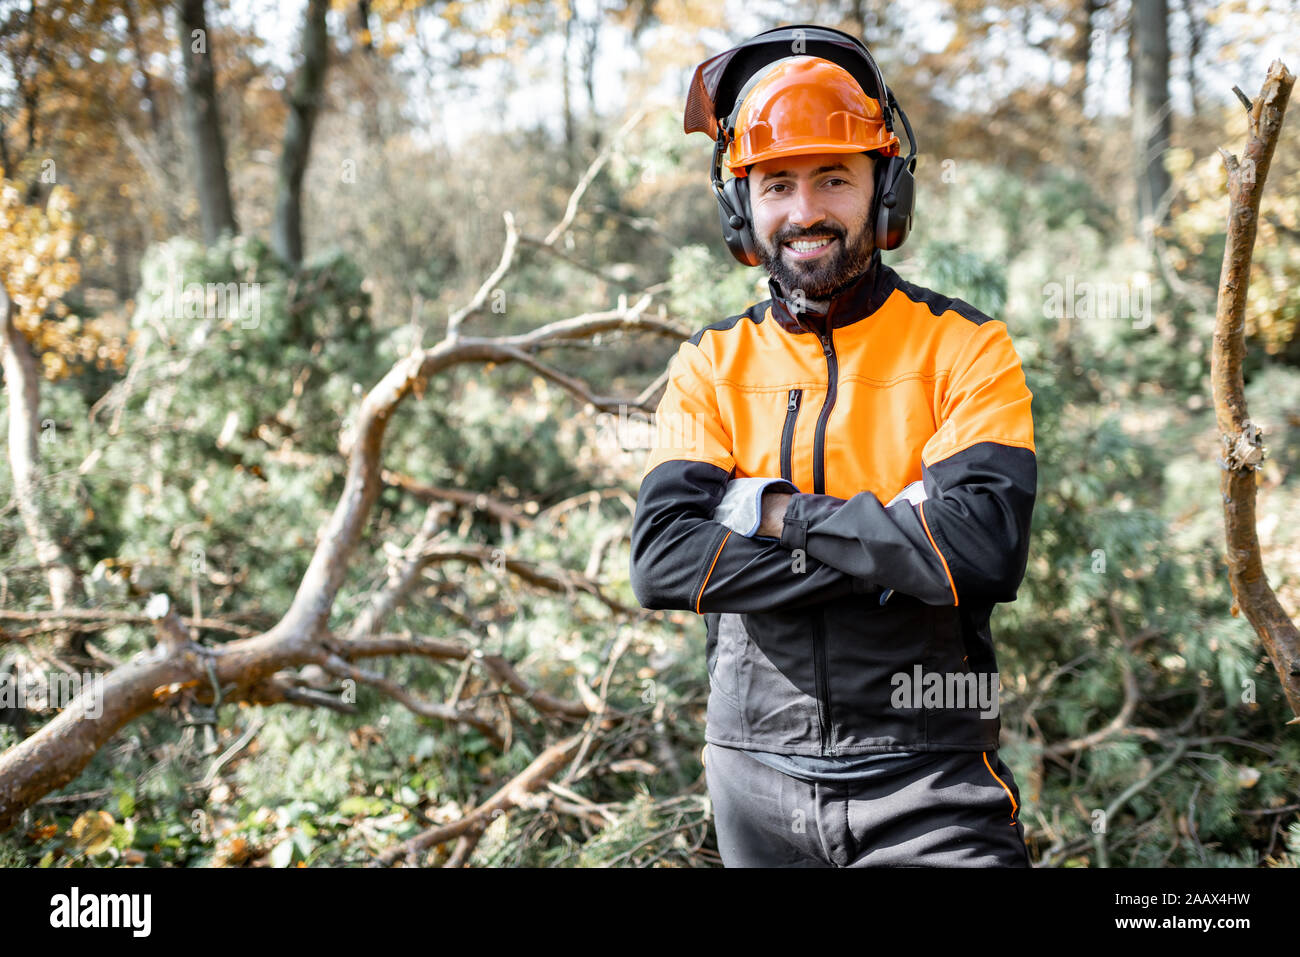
[983,751,1018,824]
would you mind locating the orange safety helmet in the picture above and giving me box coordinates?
[724,56,900,177]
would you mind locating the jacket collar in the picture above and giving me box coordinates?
[767,250,895,335]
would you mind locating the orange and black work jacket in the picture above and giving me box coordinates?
[629,252,1037,755]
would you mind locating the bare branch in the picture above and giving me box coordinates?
[445,210,519,341]
[332,633,595,720]
[543,106,650,247]
[1094,741,1190,868]
[380,470,536,528]
[1211,59,1300,720]
[344,501,453,642]
[0,607,260,640]
[564,628,633,784]
[417,544,637,615]
[320,653,503,744]
[369,733,584,867]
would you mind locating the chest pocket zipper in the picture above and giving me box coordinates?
[780,388,802,483]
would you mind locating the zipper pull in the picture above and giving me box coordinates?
[787,389,799,411]
[820,334,831,356]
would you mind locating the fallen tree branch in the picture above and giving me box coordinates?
[368,733,584,867]
[344,501,453,642]
[0,119,691,828]
[330,634,595,721]
[0,607,261,641]
[1042,605,1158,760]
[1094,741,1190,868]
[445,211,519,342]
[319,653,504,745]
[379,471,536,529]
[1210,59,1300,720]
[417,544,637,615]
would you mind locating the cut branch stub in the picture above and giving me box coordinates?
[1218,420,1265,472]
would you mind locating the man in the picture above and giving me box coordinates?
[629,28,1036,867]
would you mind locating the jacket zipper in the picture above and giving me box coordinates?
[780,388,801,482]
[813,330,837,495]
[787,315,838,752]
[814,327,838,750]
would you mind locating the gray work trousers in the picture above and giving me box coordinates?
[703,743,1032,867]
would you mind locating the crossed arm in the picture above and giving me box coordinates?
[629,322,1037,613]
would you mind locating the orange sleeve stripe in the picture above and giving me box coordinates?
[983,751,1019,824]
[918,501,958,606]
[696,529,732,614]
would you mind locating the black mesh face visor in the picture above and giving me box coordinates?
[683,24,892,141]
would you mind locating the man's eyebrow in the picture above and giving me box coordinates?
[757,163,852,181]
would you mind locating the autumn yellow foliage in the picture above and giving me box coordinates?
[1167,145,1300,356]
[0,170,129,380]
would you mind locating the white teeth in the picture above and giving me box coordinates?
[788,238,831,251]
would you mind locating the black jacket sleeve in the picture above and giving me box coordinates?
[777,320,1037,607]
[629,339,873,613]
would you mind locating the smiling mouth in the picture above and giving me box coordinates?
[783,236,837,260]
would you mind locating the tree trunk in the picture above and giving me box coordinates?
[19,1,42,203]
[271,0,330,270]
[1179,0,1202,117]
[352,0,383,145]
[178,0,238,245]
[1131,0,1172,239]
[562,2,576,176]
[0,283,83,613]
[125,0,163,138]
[1067,0,1099,117]
[581,8,601,154]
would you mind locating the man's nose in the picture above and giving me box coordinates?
[787,181,826,229]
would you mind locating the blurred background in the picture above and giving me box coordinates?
[0,0,1298,868]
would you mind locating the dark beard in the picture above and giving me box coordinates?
[757,218,876,304]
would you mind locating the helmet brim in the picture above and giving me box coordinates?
[729,136,900,177]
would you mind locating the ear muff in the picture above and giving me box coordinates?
[873,152,916,250]
[717,170,759,266]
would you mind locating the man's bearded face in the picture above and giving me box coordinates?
[749,152,878,303]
